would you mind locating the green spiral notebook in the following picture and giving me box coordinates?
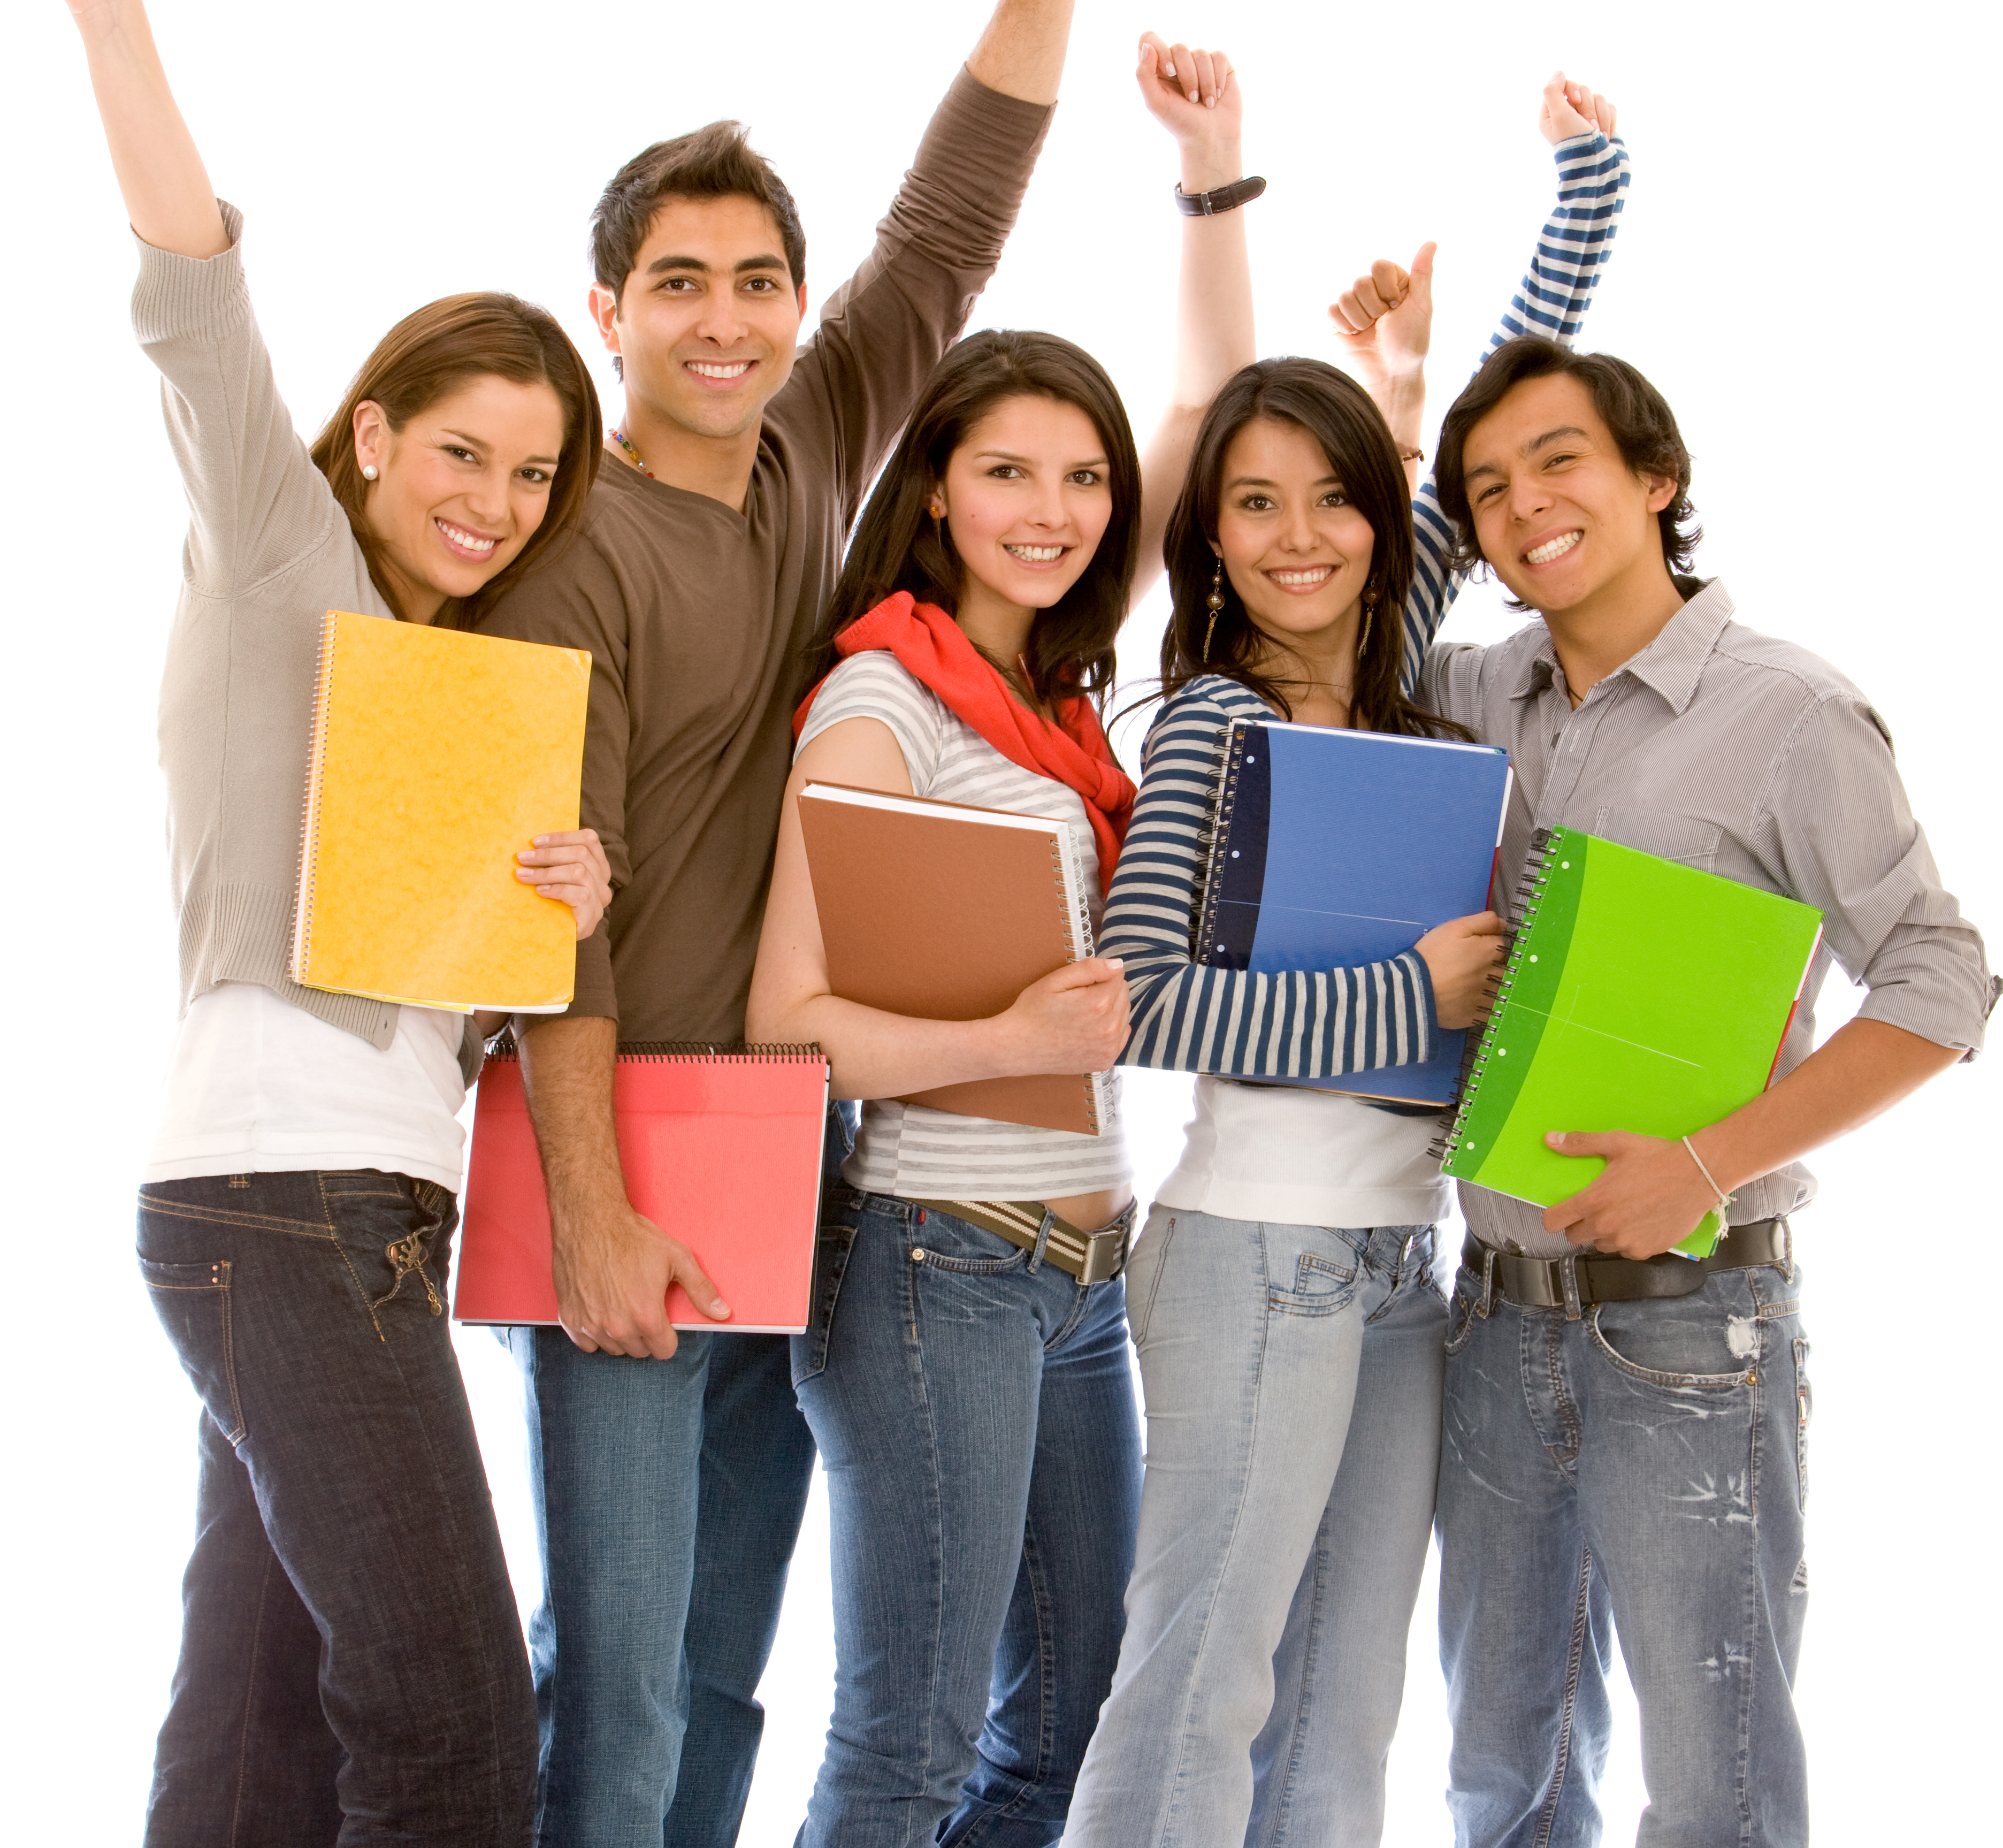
[1436,827,1824,1257]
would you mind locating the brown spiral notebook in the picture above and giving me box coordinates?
[796,782,1111,1136]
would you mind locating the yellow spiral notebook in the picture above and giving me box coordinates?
[290,610,592,1013]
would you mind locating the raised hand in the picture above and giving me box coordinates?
[1137,30,1242,180]
[1539,71,1618,146]
[1329,243,1435,381]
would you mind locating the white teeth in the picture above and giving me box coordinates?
[1006,545,1064,562]
[438,521,495,553]
[1525,531,1582,565]
[1269,569,1331,586]
[689,361,751,378]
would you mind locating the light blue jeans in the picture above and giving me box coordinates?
[1436,1247,1811,1847]
[791,1187,1143,1848]
[1064,1209,1447,1848]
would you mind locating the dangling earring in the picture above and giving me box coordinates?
[928,498,945,546]
[1358,582,1377,655]
[361,463,378,482]
[1203,557,1226,661]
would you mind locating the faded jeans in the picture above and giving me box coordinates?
[1064,1209,1447,1848]
[1436,1246,1811,1848]
[792,1187,1143,1847]
[137,1170,536,1847]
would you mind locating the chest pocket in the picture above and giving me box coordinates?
[1592,804,1723,870]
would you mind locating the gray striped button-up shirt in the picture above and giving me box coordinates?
[1421,578,1994,1258]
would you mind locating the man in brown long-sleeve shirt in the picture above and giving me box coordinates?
[478,7,1076,1840]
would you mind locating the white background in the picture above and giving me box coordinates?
[7,0,1999,1841]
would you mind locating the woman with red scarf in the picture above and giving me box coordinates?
[746,39,1242,1845]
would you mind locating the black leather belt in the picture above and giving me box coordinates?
[1463,1219,1790,1311]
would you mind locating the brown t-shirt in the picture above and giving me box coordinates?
[479,71,1053,1040]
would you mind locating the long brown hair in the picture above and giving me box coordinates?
[308,293,601,622]
[803,330,1142,710]
[1160,357,1466,739]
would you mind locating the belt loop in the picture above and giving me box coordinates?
[1477,1247,1496,1318]
[1778,1216,1793,1281]
[1027,1207,1053,1275]
[1559,1255,1582,1322]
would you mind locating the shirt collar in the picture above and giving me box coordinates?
[1506,577,1736,715]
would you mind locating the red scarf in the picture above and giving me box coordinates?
[794,592,1135,877]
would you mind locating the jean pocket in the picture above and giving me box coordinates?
[139,1256,247,1446]
[1444,1270,1484,1356]
[911,1208,1030,1277]
[1268,1231,1360,1319]
[1792,1335,1813,1510]
[1588,1292,1758,1392]
[1125,1208,1179,1350]
[792,1206,861,1387]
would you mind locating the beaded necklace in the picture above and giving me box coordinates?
[607,427,653,479]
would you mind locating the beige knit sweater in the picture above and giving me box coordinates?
[135,205,478,1082]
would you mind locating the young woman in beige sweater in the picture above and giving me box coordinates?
[65,2,610,1839]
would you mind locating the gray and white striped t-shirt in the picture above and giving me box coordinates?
[797,651,1131,1201]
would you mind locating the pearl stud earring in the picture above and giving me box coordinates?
[361,464,379,481]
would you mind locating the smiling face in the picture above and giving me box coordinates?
[1214,416,1377,662]
[1461,372,1678,620]
[593,193,806,446]
[353,372,566,622]
[932,394,1114,643]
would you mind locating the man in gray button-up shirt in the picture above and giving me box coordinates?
[1417,337,1993,1845]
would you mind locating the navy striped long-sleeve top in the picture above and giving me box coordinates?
[1107,130,1632,1082]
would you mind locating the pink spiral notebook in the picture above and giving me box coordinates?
[453,1042,829,1333]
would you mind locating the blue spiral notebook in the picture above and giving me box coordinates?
[1194,721,1514,1106]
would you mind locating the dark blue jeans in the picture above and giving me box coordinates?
[791,1188,1143,1848]
[504,1327,817,1848]
[136,1170,536,1847]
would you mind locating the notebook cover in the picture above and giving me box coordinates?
[1438,828,1823,1256]
[797,783,1105,1136]
[1194,722,1513,1106]
[291,610,591,1013]
[453,1046,830,1333]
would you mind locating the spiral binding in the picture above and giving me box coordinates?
[1428,826,1565,1163]
[290,610,343,982]
[1048,835,1090,962]
[1190,720,1253,959]
[484,1034,825,1064]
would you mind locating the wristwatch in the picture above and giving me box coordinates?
[1173,175,1268,216]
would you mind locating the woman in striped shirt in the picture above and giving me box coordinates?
[1062,77,1631,1848]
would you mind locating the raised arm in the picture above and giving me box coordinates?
[66,0,227,257]
[1133,32,1257,607]
[966,0,1076,103]
[1328,74,1630,699]
[775,0,1077,515]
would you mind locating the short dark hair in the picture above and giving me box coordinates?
[1435,337,1701,578]
[591,120,807,301]
[805,330,1143,709]
[1159,356,1466,739]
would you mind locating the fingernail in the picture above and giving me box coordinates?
[1107,958,1125,969]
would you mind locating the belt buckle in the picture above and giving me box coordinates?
[1078,1218,1132,1286]
[1497,1252,1562,1310]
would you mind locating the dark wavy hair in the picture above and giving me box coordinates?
[1159,356,1467,738]
[309,292,601,624]
[805,330,1142,708]
[1434,336,1701,579]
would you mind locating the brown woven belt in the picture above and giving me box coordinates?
[1463,1218,1791,1311]
[913,1198,1136,1286]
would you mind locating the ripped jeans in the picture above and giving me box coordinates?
[1435,1250,1811,1848]
[136,1171,536,1846]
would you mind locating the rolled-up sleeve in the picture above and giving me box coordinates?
[1764,695,1994,1055]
